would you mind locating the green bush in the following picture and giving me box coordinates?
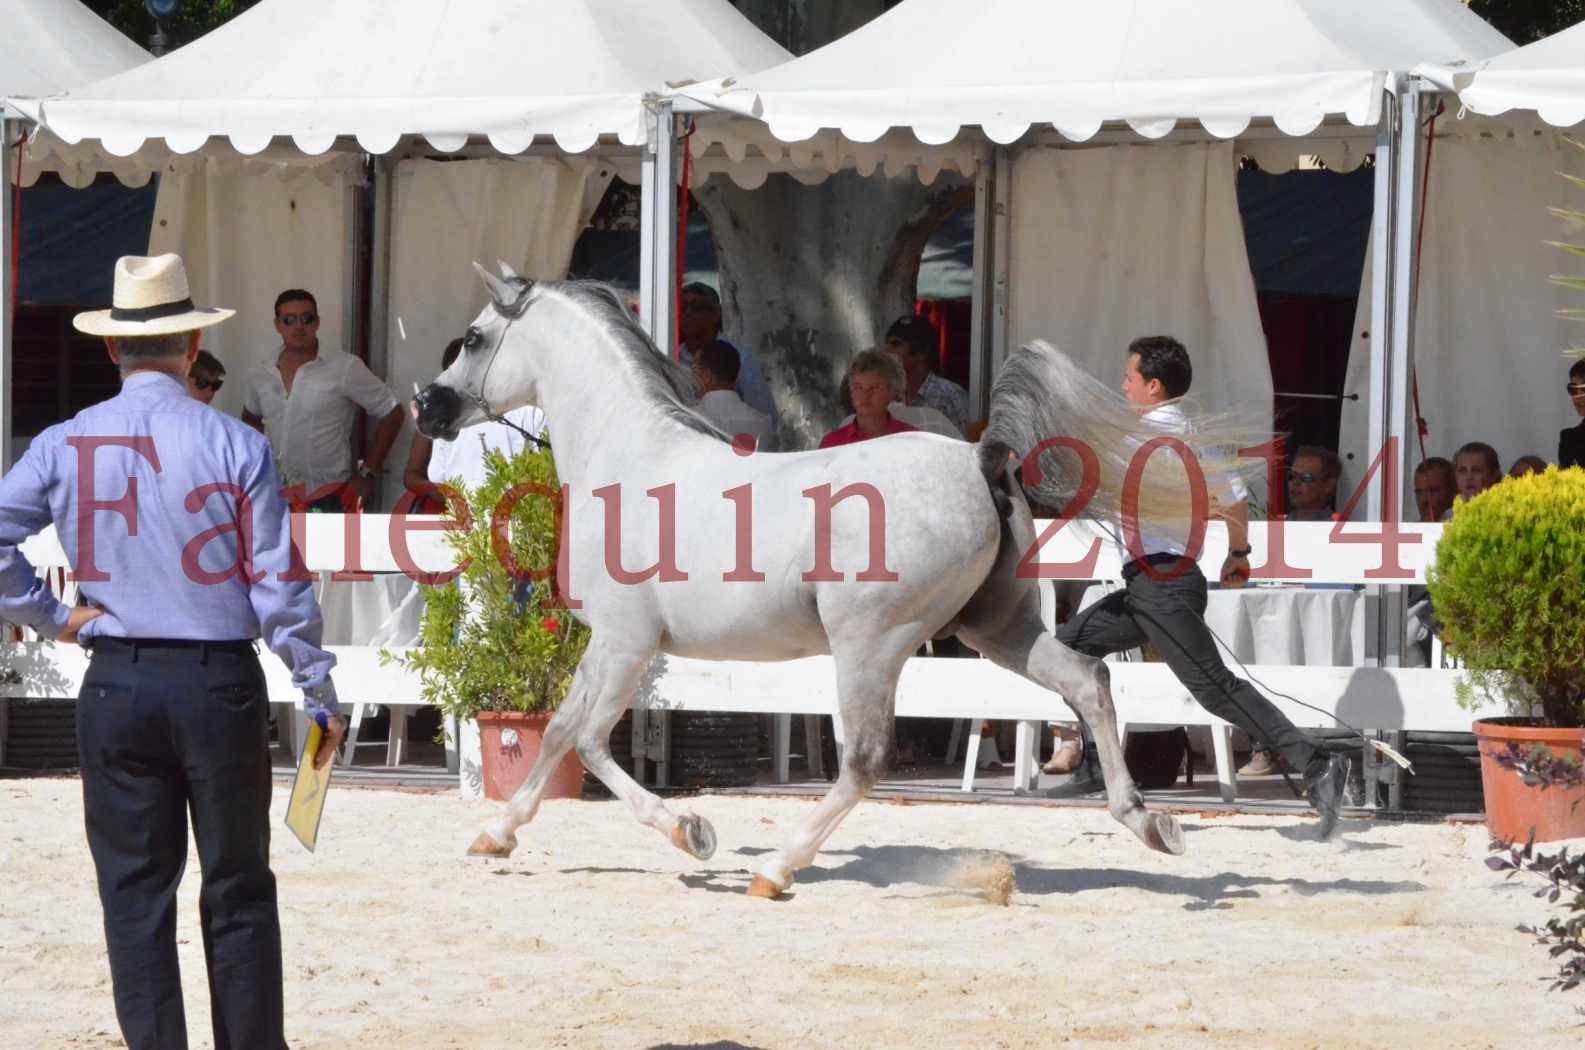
[383,438,589,722]
[1427,466,1585,727]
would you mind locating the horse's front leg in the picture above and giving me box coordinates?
[467,636,715,862]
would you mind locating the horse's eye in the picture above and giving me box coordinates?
[463,327,484,351]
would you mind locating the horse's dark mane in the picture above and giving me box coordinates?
[546,281,730,444]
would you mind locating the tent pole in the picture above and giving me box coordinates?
[967,143,994,421]
[638,99,678,354]
[1,115,17,472]
[989,144,1012,394]
[1363,77,1420,667]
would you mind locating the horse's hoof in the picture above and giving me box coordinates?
[1142,813,1186,856]
[745,875,784,899]
[467,830,514,858]
[671,813,718,861]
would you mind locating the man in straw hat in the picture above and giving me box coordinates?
[0,253,345,1049]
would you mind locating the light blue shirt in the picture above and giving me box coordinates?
[0,372,338,715]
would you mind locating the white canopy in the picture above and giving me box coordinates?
[1419,20,1585,127]
[687,0,1509,144]
[0,0,149,102]
[10,0,790,157]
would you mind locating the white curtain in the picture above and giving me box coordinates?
[1008,141,1273,425]
[148,169,352,420]
[380,156,613,509]
[1340,130,1585,513]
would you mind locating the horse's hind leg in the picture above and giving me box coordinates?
[469,636,716,861]
[748,647,903,898]
[958,616,1184,856]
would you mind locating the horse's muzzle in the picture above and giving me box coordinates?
[414,383,465,441]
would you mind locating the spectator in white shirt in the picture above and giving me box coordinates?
[692,339,776,452]
[242,288,405,510]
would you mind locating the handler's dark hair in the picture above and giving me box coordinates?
[273,288,318,315]
[696,339,741,384]
[1128,335,1193,399]
[1569,358,1585,384]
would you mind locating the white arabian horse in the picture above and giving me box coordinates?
[415,265,1242,898]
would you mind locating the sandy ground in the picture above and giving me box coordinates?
[2,777,1581,1050]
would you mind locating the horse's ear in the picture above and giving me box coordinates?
[496,260,519,281]
[473,260,528,313]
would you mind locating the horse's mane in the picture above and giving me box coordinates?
[545,281,731,444]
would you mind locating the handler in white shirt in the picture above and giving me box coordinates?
[242,288,405,506]
[692,339,776,452]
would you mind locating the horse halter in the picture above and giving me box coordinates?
[460,292,551,452]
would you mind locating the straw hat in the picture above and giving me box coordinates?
[73,254,235,337]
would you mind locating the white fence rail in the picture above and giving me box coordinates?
[3,517,1491,802]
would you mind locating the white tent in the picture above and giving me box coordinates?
[1420,19,1585,127]
[680,0,1509,522]
[695,0,1506,142]
[4,0,791,498]
[13,0,789,157]
[1,0,151,467]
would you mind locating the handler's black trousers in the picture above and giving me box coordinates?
[76,638,286,1050]
[1055,558,1320,776]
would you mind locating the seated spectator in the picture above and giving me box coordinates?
[1453,441,1501,502]
[677,282,775,420]
[819,351,919,448]
[692,339,775,452]
[185,349,226,405]
[884,314,970,435]
[1509,455,1548,479]
[1283,444,1341,521]
[1414,457,1456,522]
[1561,359,1585,469]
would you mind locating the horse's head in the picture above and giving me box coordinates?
[414,261,541,441]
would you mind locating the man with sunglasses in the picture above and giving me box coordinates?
[1282,445,1341,522]
[185,349,226,405]
[242,289,405,511]
[1560,360,1585,470]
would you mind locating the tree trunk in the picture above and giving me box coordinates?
[701,0,970,448]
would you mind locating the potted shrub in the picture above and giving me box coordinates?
[386,439,590,802]
[1427,466,1585,842]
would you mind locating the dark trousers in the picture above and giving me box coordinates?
[75,638,285,1050]
[1055,559,1320,776]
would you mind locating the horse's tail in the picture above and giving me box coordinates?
[977,340,1263,529]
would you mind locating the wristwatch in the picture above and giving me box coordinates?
[355,459,384,480]
[1228,546,1253,558]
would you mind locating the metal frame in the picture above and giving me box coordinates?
[1,114,17,472]
[638,99,678,351]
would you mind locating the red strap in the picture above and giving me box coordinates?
[8,130,22,331]
[1408,101,1443,460]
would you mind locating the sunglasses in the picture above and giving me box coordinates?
[1569,383,1585,395]
[1288,471,1326,484]
[193,377,224,393]
[278,312,317,326]
[680,300,717,315]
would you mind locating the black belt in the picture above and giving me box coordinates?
[86,637,257,662]
[1122,552,1198,580]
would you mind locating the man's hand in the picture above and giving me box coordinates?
[57,607,104,645]
[308,714,349,770]
[1220,554,1250,589]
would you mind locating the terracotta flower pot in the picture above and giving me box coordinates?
[475,711,583,803]
[1473,719,1585,844]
